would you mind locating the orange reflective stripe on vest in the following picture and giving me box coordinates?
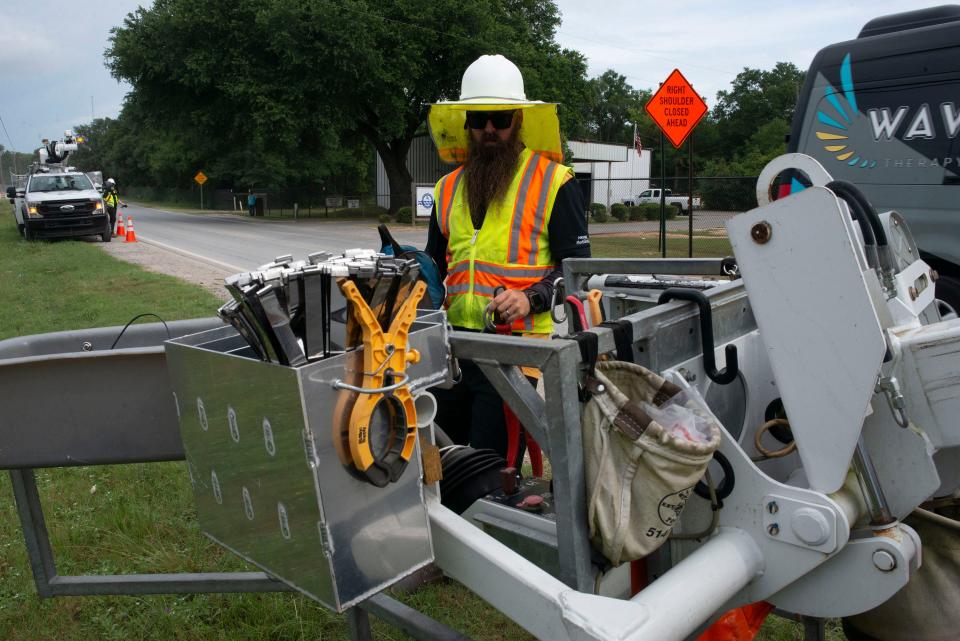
[508,155,560,265]
[437,167,464,239]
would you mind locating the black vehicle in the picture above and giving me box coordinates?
[788,5,960,314]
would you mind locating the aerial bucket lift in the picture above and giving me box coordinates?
[1,154,958,641]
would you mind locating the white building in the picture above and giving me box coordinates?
[567,140,651,209]
[376,136,651,210]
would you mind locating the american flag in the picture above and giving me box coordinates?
[634,130,643,156]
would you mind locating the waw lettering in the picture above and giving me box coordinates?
[869,103,960,141]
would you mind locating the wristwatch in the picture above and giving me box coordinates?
[524,288,544,314]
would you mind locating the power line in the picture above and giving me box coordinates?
[337,0,736,83]
[0,112,19,174]
[556,29,739,78]
[326,3,705,99]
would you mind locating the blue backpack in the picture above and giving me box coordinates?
[378,224,445,309]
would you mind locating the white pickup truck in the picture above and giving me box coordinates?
[623,188,701,214]
[5,132,111,242]
[8,169,110,242]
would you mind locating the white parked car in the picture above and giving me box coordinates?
[623,188,702,214]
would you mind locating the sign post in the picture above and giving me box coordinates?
[194,171,208,210]
[689,134,694,258]
[660,132,666,255]
[645,70,707,257]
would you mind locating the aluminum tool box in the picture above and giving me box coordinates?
[165,310,451,612]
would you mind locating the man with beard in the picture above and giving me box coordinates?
[425,54,590,464]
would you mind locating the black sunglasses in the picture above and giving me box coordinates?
[465,110,517,130]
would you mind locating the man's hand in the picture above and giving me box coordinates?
[486,288,530,325]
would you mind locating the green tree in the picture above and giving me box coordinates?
[1,144,38,181]
[583,70,648,143]
[69,118,115,175]
[699,117,790,210]
[106,0,370,193]
[712,62,804,150]
[107,0,590,213]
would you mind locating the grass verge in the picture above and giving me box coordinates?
[0,218,839,640]
[0,218,530,641]
[0,223,216,339]
[590,233,733,259]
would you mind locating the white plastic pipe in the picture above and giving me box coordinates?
[413,391,437,428]
[630,528,764,640]
[430,500,765,641]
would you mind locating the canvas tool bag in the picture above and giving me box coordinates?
[581,360,721,565]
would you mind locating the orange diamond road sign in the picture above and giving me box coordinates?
[194,171,208,186]
[645,69,707,148]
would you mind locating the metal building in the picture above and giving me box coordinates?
[568,140,650,209]
[375,135,448,209]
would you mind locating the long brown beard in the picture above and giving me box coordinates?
[463,128,523,229]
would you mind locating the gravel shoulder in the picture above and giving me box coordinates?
[98,238,233,303]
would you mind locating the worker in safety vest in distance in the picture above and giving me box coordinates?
[103,178,127,235]
[425,54,591,464]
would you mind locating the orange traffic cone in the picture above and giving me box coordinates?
[124,216,137,243]
[695,602,774,641]
[115,212,125,237]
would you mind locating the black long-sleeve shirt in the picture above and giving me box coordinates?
[425,179,591,314]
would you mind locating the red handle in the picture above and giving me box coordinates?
[565,295,589,331]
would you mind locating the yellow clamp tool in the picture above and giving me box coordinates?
[338,279,425,487]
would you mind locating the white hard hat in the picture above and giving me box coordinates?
[434,55,548,108]
[459,55,528,104]
[106,178,116,185]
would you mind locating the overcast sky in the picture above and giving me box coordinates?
[552,0,952,99]
[0,0,952,152]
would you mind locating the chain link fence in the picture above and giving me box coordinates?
[581,176,757,258]
[231,187,390,219]
[123,185,391,218]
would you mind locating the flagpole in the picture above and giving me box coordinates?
[632,122,640,208]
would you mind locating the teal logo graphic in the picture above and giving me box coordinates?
[815,54,877,170]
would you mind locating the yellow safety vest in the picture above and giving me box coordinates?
[435,147,572,334]
[104,190,118,207]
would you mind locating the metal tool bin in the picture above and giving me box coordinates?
[0,318,223,469]
[165,310,451,612]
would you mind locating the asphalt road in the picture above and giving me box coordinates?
[122,203,735,270]
[124,203,430,270]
